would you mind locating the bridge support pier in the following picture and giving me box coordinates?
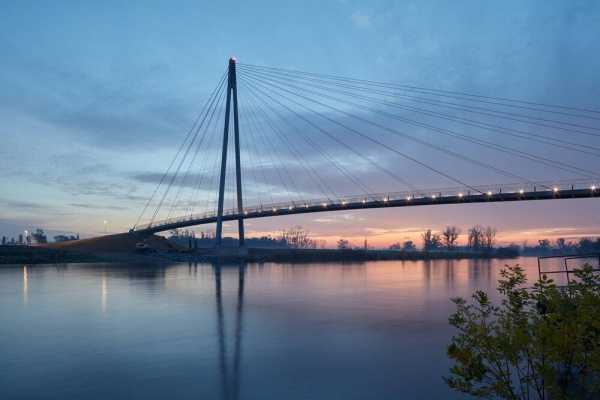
[215,58,245,247]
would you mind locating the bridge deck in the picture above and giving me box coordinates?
[135,181,599,234]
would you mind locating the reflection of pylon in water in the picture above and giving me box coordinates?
[214,263,246,400]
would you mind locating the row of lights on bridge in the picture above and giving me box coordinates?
[147,184,600,228]
[238,185,597,216]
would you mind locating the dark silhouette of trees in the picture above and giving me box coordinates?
[578,237,600,253]
[54,234,79,242]
[279,226,317,249]
[31,229,47,244]
[538,239,551,250]
[442,226,461,249]
[483,226,496,249]
[389,240,416,251]
[467,225,496,250]
[403,240,416,251]
[337,239,350,249]
[422,229,442,250]
[467,225,484,249]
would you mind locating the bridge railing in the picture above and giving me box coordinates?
[134,179,598,232]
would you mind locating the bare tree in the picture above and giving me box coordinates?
[422,229,442,251]
[483,226,497,249]
[279,226,317,249]
[442,226,461,249]
[337,239,350,249]
[468,225,484,249]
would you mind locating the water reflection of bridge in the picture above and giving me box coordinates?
[213,263,245,400]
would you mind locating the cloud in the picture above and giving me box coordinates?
[351,12,371,29]
[69,203,129,211]
[0,198,51,210]
[364,226,429,236]
[0,41,199,150]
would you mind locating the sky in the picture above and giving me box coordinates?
[1,0,600,247]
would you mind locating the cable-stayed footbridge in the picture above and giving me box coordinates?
[132,59,600,244]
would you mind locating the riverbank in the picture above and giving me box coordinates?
[1,231,519,265]
[0,245,101,264]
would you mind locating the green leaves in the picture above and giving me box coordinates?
[445,264,600,399]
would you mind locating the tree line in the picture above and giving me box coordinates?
[387,225,497,252]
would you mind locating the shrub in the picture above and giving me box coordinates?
[445,265,600,399]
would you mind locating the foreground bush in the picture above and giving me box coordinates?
[446,265,600,399]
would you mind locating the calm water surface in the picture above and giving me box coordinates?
[0,258,545,399]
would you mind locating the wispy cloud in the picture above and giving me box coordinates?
[0,198,51,210]
[69,203,129,211]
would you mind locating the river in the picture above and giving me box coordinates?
[0,257,554,399]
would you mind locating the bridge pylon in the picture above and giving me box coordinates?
[215,58,245,247]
